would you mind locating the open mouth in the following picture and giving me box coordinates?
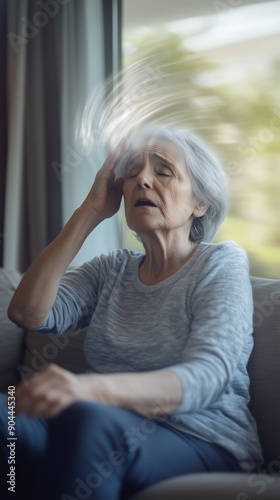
[135,199,157,207]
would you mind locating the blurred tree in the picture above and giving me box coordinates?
[121,28,280,278]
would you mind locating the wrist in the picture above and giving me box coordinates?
[78,373,120,406]
[75,203,104,235]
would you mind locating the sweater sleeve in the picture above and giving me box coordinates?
[37,256,104,334]
[166,242,253,414]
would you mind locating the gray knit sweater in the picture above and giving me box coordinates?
[39,240,263,471]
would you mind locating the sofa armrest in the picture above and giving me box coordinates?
[0,268,25,392]
[129,472,280,500]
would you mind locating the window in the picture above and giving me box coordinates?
[120,0,280,278]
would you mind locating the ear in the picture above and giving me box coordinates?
[193,200,209,218]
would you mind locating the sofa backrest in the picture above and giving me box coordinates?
[248,277,280,470]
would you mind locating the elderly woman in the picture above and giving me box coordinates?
[1,126,262,499]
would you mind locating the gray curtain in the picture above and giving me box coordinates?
[3,0,63,271]
[0,0,8,267]
[1,0,119,271]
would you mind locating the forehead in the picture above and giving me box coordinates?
[127,137,185,165]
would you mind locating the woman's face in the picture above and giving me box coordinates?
[122,138,201,238]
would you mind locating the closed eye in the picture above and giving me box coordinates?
[155,161,173,177]
[125,164,142,179]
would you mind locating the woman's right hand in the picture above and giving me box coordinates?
[81,138,129,222]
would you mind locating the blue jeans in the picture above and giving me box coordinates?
[0,393,240,500]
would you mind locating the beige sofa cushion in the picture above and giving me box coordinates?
[0,269,25,392]
[248,277,280,469]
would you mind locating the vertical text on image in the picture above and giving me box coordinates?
[6,385,17,493]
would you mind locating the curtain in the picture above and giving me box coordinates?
[60,0,121,267]
[0,0,8,267]
[2,0,62,271]
[1,0,120,271]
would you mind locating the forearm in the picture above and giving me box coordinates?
[8,204,101,330]
[8,140,127,331]
[80,369,183,419]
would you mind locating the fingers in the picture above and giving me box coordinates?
[113,176,124,191]
[81,137,130,219]
[115,137,130,158]
[15,364,79,419]
[15,366,52,417]
[102,137,130,175]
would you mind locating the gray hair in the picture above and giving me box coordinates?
[115,125,228,242]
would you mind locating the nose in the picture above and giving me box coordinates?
[136,163,153,190]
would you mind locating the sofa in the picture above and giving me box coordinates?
[0,267,280,499]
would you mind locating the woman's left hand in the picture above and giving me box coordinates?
[14,364,96,419]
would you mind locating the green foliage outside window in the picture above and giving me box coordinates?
[121,29,280,278]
